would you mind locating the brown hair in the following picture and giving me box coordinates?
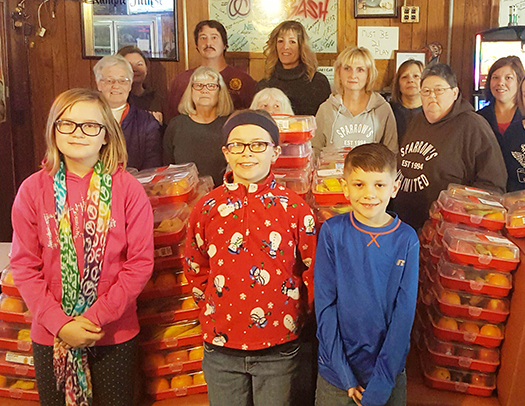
[391,59,424,104]
[117,45,150,70]
[484,56,525,105]
[334,47,378,94]
[43,88,127,175]
[263,21,318,81]
[344,143,396,176]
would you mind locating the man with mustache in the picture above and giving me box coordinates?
[167,20,257,121]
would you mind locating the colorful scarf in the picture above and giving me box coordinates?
[52,160,112,406]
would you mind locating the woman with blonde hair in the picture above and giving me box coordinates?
[10,88,154,406]
[390,59,424,143]
[164,66,234,186]
[259,20,330,116]
[312,46,398,156]
[250,87,294,115]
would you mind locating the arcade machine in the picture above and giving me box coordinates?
[473,26,525,110]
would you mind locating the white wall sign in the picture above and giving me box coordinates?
[209,0,337,53]
[357,26,399,60]
[499,0,525,27]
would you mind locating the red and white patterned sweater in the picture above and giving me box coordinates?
[185,172,317,350]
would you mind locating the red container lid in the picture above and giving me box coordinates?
[0,375,39,400]
[142,345,204,377]
[0,351,35,377]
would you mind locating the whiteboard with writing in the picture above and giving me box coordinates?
[357,27,399,60]
[499,0,525,27]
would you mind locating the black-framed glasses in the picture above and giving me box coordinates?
[55,120,106,137]
[420,87,453,97]
[192,82,219,91]
[225,141,275,154]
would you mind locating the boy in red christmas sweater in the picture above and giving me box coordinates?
[185,110,317,406]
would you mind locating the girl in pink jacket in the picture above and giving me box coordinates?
[10,88,154,406]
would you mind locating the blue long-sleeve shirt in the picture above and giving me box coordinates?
[315,212,419,406]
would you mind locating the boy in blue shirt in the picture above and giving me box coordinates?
[314,143,419,406]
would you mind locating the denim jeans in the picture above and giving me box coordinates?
[202,341,301,406]
[315,370,407,406]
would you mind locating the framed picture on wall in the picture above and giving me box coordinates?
[355,0,398,18]
[394,50,426,71]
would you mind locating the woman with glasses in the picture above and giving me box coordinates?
[478,57,525,149]
[117,46,167,126]
[94,54,162,170]
[393,63,506,230]
[259,20,330,116]
[163,66,234,186]
[390,59,424,143]
[10,88,154,406]
[312,46,398,157]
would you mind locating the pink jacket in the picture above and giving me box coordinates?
[10,168,154,346]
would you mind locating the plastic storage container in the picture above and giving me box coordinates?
[0,294,31,325]
[437,257,512,298]
[505,204,525,237]
[138,295,199,326]
[139,270,190,301]
[146,371,207,400]
[447,184,504,201]
[442,228,519,272]
[273,165,313,197]
[0,375,38,401]
[140,321,202,352]
[273,115,316,143]
[142,346,204,377]
[0,321,31,352]
[0,267,20,298]
[135,164,199,206]
[311,169,347,205]
[0,351,35,377]
[429,201,443,225]
[432,280,509,323]
[503,189,525,210]
[437,189,506,231]
[153,203,190,246]
[273,142,312,169]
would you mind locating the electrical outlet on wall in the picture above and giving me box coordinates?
[401,6,419,23]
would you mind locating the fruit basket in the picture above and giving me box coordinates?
[442,228,519,272]
[142,346,204,377]
[505,204,525,237]
[146,371,207,400]
[432,280,509,323]
[0,375,39,400]
[0,295,31,325]
[421,358,496,397]
[437,189,506,231]
[311,169,347,206]
[437,257,512,298]
[153,203,190,246]
[273,115,316,143]
[447,184,504,200]
[139,270,191,301]
[273,165,313,197]
[135,163,199,206]
[0,322,31,352]
[0,267,20,298]
[140,321,202,352]
[425,304,504,348]
[138,295,199,326]
[422,330,499,373]
[273,142,312,169]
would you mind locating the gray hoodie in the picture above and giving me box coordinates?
[312,92,398,156]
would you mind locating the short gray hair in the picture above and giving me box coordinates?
[93,54,133,83]
[250,88,294,115]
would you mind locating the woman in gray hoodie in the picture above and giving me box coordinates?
[312,46,398,156]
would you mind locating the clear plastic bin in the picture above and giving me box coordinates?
[273,115,316,143]
[273,142,313,169]
[141,345,204,377]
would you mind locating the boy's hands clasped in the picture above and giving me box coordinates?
[348,385,365,406]
[57,316,104,350]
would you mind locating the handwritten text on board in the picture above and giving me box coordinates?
[357,27,399,60]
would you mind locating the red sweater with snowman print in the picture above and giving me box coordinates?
[185,171,317,350]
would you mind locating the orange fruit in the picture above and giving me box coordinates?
[145,353,165,369]
[17,329,31,341]
[484,212,504,221]
[510,215,525,228]
[148,378,170,393]
[170,374,193,389]
[181,297,198,310]
[459,322,480,335]
[478,348,499,363]
[490,246,515,259]
[485,299,507,312]
[480,324,502,337]
[189,346,204,361]
[193,371,206,385]
[485,273,510,287]
[0,297,24,313]
[165,350,189,364]
[3,272,14,285]
[0,375,6,388]
[430,366,451,380]
[438,317,459,331]
[155,273,178,290]
[440,291,461,305]
[177,273,188,285]
[167,180,190,195]
[10,379,35,390]
[470,374,486,386]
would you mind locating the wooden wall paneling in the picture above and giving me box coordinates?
[410,0,429,51]
[450,0,467,94]
[425,0,449,65]
[65,1,92,90]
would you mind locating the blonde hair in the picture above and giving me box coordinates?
[334,46,378,94]
[391,59,424,104]
[43,88,127,175]
[93,54,133,82]
[250,88,294,115]
[178,66,234,116]
[263,21,318,81]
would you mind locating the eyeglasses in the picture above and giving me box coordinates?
[225,142,275,154]
[420,87,453,97]
[55,120,106,137]
[192,82,219,91]
[99,77,131,86]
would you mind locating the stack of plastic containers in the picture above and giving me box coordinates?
[415,184,519,397]
[272,116,315,199]
[134,164,209,401]
[0,265,38,401]
[310,149,352,223]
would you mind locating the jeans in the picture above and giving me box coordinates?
[202,341,302,406]
[315,370,407,406]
